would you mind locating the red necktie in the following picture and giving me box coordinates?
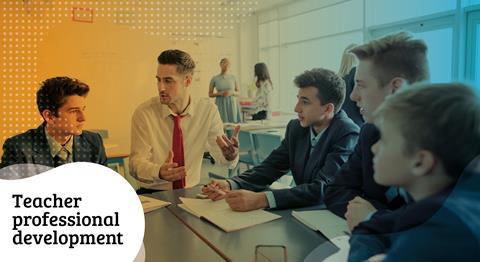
[172,115,185,189]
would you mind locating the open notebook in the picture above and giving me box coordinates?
[139,195,171,213]
[292,210,350,240]
[179,197,281,232]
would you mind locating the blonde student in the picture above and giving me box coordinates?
[348,83,480,261]
[324,32,429,231]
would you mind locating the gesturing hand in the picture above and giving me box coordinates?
[159,150,186,182]
[216,125,240,161]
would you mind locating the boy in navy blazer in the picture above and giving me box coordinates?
[348,83,480,261]
[203,68,360,211]
[324,32,430,230]
[0,77,107,168]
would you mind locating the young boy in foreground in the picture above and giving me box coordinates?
[348,83,480,261]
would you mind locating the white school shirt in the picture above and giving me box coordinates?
[130,96,238,189]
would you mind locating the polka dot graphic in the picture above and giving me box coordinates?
[0,0,257,165]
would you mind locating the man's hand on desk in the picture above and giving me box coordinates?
[216,125,240,161]
[225,190,268,212]
[202,180,231,200]
[158,150,186,182]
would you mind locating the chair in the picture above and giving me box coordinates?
[88,129,109,139]
[252,132,282,162]
[253,132,294,187]
[229,130,259,177]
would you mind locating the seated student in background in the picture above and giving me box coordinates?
[338,43,364,127]
[348,83,480,261]
[251,62,273,120]
[324,32,429,230]
[0,77,107,168]
[130,49,239,194]
[203,68,360,211]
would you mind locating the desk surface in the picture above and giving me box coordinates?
[151,187,338,262]
[143,207,224,262]
[224,122,287,131]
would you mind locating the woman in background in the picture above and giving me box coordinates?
[251,62,273,120]
[338,43,364,126]
[209,58,242,123]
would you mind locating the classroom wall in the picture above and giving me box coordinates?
[254,0,474,113]
[365,0,456,27]
[256,0,365,113]
[238,15,259,98]
[0,1,257,156]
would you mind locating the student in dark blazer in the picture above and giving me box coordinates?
[324,32,430,230]
[0,77,107,169]
[203,68,360,211]
[348,84,480,261]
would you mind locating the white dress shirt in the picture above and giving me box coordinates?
[130,96,238,189]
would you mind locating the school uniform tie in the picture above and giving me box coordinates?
[53,147,69,167]
[171,115,186,189]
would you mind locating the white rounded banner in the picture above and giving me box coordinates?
[0,162,145,262]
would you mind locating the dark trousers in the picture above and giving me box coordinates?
[252,110,267,120]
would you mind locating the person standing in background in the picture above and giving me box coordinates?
[208,58,242,123]
[338,44,364,127]
[251,62,273,121]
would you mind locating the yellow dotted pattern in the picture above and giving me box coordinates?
[0,0,257,149]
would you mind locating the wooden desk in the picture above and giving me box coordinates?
[143,206,225,262]
[151,187,338,262]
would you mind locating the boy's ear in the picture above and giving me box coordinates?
[390,77,406,94]
[41,109,58,125]
[325,103,334,114]
[411,150,436,177]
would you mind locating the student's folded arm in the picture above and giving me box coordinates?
[271,129,359,209]
[230,133,291,192]
[129,111,164,182]
[205,107,238,168]
[348,233,388,262]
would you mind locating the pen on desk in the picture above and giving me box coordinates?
[207,184,226,196]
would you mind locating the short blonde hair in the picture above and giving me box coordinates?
[351,31,429,86]
[338,43,357,77]
[374,83,480,177]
